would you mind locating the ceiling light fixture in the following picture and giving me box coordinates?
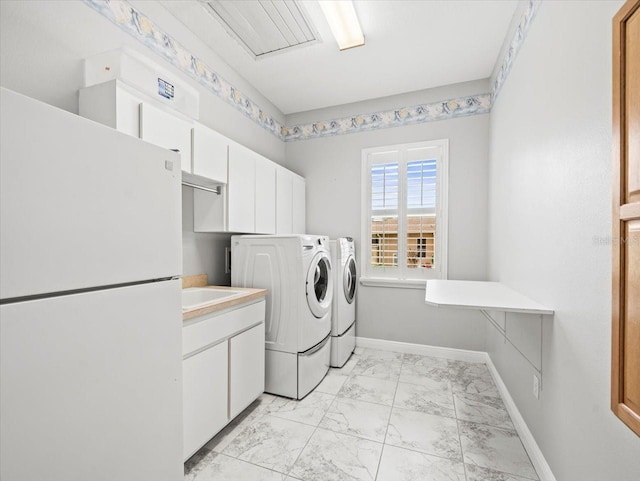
[318,0,365,51]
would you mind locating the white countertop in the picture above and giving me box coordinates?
[424,280,554,315]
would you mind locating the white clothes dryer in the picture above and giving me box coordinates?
[329,237,357,367]
[231,235,333,399]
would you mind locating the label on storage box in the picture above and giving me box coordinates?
[158,78,174,100]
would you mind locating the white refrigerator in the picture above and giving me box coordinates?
[0,88,183,481]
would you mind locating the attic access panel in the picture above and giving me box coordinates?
[201,0,321,60]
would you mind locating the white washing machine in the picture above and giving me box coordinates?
[231,235,333,399]
[329,237,357,367]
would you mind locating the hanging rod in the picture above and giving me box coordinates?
[181,181,221,195]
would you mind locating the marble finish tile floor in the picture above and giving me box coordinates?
[185,348,539,481]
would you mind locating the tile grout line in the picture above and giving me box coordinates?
[332,393,396,410]
[391,354,464,465]
[485,359,541,481]
[516,430,542,481]
[374,353,404,481]
[223,453,294,479]
[453,360,540,481]
[392,386,458,420]
[211,396,276,459]
[315,424,386,445]
[267,391,336,428]
[284,392,339,478]
[452,377,469,481]
[375,444,389,481]
[379,439,471,465]
[211,394,313,478]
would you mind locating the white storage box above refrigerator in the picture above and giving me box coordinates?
[83,47,199,120]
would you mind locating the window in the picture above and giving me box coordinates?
[361,139,448,285]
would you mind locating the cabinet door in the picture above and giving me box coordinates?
[192,123,228,183]
[292,174,306,234]
[140,103,193,173]
[115,86,142,138]
[228,143,256,233]
[229,323,265,419]
[276,167,293,234]
[79,80,141,138]
[612,0,640,437]
[255,157,276,234]
[183,342,228,461]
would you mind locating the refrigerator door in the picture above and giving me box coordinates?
[0,279,182,481]
[0,88,181,300]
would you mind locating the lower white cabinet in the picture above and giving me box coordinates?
[182,299,265,461]
[230,323,265,418]
[183,341,228,461]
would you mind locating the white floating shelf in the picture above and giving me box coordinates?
[425,280,554,316]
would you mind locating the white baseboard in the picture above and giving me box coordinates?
[355,336,487,363]
[355,336,556,481]
[485,355,557,481]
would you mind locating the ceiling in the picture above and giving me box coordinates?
[161,0,518,115]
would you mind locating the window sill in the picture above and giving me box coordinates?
[359,277,428,289]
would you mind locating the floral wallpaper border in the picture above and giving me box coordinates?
[282,93,492,141]
[84,0,540,142]
[491,0,541,103]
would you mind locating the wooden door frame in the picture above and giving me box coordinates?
[612,0,640,437]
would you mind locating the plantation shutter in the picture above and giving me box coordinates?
[369,151,399,271]
[406,156,437,270]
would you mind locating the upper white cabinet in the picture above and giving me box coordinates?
[81,82,224,184]
[79,79,142,139]
[255,157,276,234]
[227,145,277,234]
[292,173,306,234]
[80,80,195,174]
[192,123,228,184]
[276,166,306,234]
[79,80,303,235]
[195,143,280,234]
[228,142,257,233]
[276,167,293,235]
[139,103,193,173]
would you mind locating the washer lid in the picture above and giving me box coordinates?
[343,255,357,304]
[306,251,333,318]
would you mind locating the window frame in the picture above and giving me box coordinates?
[360,139,449,287]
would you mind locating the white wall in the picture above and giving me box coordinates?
[487,1,640,480]
[0,0,286,284]
[286,80,490,350]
